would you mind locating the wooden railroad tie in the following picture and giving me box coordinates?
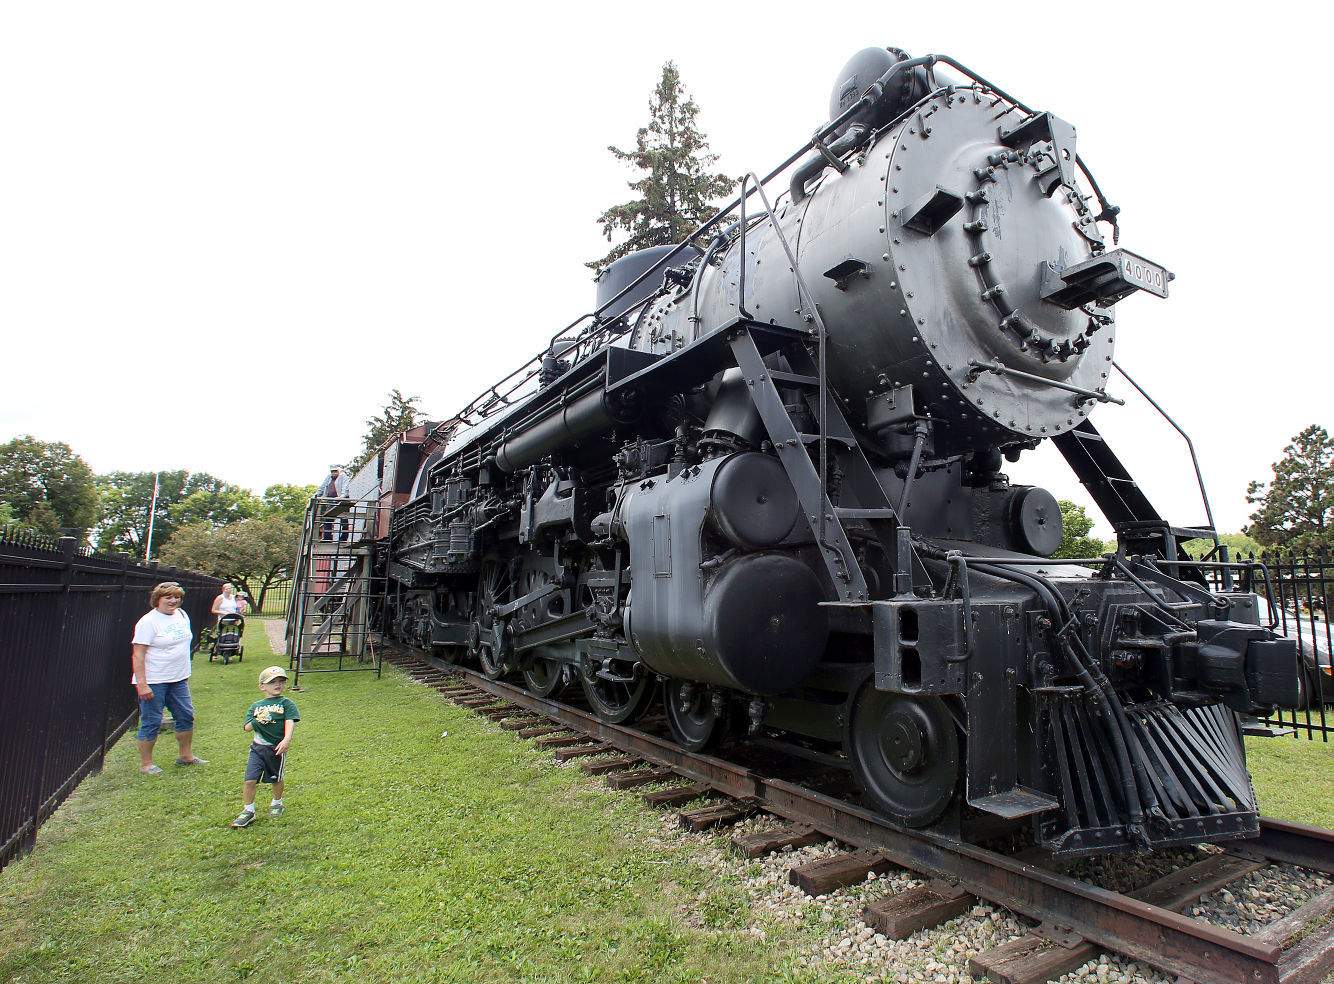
[498,716,542,730]
[552,743,613,761]
[789,849,896,895]
[678,799,758,832]
[862,881,973,939]
[533,734,589,749]
[483,706,524,721]
[605,767,676,790]
[1262,883,1334,984]
[518,725,568,739]
[731,824,826,859]
[450,692,494,702]
[580,756,641,776]
[642,784,713,808]
[969,851,1266,984]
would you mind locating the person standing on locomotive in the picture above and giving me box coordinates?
[318,464,350,541]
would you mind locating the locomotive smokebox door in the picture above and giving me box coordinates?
[872,601,967,694]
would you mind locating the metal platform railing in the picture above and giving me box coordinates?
[285,496,386,684]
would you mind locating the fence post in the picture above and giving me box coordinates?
[22,536,78,858]
[99,552,133,770]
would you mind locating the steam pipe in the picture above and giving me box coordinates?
[493,387,638,473]
[790,123,869,203]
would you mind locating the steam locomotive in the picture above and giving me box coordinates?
[355,47,1299,858]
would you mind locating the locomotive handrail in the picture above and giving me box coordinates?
[735,170,837,549]
[966,359,1125,405]
[1112,361,1220,554]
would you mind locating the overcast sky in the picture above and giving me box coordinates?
[2,3,1328,539]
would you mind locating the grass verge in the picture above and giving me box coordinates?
[0,620,1328,983]
[0,625,856,984]
[1245,733,1334,827]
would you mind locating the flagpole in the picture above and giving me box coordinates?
[144,472,160,563]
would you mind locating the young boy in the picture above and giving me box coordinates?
[232,665,300,828]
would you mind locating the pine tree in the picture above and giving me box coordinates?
[351,389,422,472]
[587,62,735,271]
[1245,424,1334,555]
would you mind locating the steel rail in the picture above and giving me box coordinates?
[391,651,1332,984]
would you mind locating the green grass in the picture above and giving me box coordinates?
[0,622,1329,984]
[1246,733,1334,826]
[0,625,859,984]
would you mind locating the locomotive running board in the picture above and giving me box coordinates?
[605,317,810,398]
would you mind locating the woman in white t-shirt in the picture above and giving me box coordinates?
[131,582,208,774]
[212,583,240,620]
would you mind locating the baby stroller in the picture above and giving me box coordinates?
[209,613,245,664]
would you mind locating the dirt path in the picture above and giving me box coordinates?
[260,619,286,657]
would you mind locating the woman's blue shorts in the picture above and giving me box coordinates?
[136,680,195,740]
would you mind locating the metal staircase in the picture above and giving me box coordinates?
[285,495,384,683]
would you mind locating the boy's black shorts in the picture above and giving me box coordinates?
[245,743,286,784]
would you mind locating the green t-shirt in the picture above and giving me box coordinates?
[245,696,300,746]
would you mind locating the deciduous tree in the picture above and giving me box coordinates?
[1246,424,1334,555]
[588,61,735,271]
[0,435,100,535]
[169,482,260,529]
[1183,532,1264,561]
[96,470,244,557]
[160,514,300,613]
[261,483,319,526]
[1051,500,1107,559]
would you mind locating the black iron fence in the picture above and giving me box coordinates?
[1193,550,1334,741]
[0,526,221,869]
[249,577,292,619]
[1245,552,1333,741]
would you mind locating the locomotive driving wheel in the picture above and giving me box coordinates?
[522,647,564,698]
[845,683,959,827]
[664,679,730,752]
[472,560,513,680]
[577,660,654,725]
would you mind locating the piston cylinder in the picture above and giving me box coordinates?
[620,454,827,694]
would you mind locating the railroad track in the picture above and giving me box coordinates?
[384,648,1334,984]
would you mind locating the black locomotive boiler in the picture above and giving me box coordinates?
[364,47,1299,858]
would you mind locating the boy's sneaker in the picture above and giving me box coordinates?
[269,803,284,818]
[231,810,255,828]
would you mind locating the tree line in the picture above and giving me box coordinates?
[0,434,313,613]
[0,389,424,613]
